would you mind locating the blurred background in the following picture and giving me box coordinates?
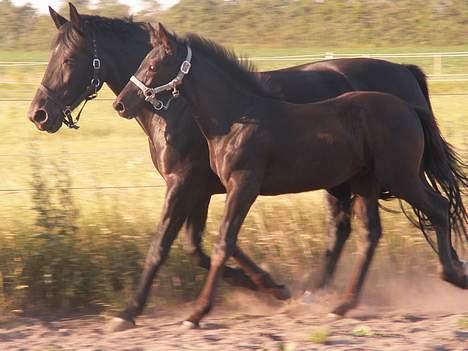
[0,0,466,316]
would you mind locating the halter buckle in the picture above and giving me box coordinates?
[93,58,101,69]
[180,60,191,75]
[145,89,154,98]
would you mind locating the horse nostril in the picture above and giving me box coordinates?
[33,110,48,124]
[114,102,125,113]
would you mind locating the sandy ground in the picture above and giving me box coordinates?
[1,276,467,351]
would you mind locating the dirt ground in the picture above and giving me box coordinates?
[1,275,467,351]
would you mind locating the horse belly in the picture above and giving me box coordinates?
[259,145,358,195]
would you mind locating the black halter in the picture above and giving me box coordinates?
[39,33,102,129]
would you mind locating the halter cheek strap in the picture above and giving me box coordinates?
[130,45,192,111]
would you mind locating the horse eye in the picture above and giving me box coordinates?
[64,58,73,65]
[149,65,156,72]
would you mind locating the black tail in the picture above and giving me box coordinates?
[411,108,468,251]
[404,64,433,112]
[405,63,468,194]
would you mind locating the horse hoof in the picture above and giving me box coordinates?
[106,317,136,332]
[273,285,291,301]
[181,320,199,329]
[441,265,468,289]
[327,312,341,320]
[331,300,356,316]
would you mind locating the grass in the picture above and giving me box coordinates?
[351,325,375,337]
[457,315,468,330]
[0,47,467,312]
[308,328,331,344]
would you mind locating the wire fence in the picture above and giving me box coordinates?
[0,184,166,194]
[1,50,468,79]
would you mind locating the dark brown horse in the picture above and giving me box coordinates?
[28,4,466,329]
[114,24,467,327]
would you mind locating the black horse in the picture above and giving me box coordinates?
[114,24,467,327]
[27,5,465,329]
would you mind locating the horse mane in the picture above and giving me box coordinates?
[53,15,149,51]
[176,32,282,99]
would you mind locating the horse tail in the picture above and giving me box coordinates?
[410,108,468,251]
[404,64,433,112]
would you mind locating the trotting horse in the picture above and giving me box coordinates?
[114,24,467,327]
[27,4,466,328]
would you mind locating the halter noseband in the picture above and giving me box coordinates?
[39,33,102,129]
[129,45,192,111]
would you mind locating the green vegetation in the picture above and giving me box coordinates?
[351,325,375,337]
[457,315,468,330]
[308,328,331,344]
[1,0,467,50]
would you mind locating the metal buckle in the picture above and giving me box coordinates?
[180,61,191,75]
[64,106,72,116]
[91,78,100,87]
[93,58,101,69]
[151,99,164,110]
[145,89,154,98]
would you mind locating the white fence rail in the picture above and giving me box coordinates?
[1,51,468,81]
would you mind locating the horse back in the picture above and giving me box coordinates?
[266,58,430,110]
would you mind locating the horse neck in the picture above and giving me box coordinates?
[182,53,257,138]
[96,30,156,136]
[99,34,150,95]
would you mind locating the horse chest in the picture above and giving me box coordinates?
[208,123,266,182]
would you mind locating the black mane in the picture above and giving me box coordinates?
[54,15,149,51]
[176,32,282,99]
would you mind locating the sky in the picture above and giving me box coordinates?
[10,0,179,14]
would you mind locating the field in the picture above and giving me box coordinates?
[0,47,467,349]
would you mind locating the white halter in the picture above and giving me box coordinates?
[129,46,192,111]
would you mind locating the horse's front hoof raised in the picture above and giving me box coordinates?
[106,317,136,332]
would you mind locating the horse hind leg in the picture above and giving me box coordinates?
[386,175,467,289]
[413,187,466,288]
[316,188,352,290]
[331,194,382,316]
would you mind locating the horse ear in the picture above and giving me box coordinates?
[49,6,68,29]
[148,23,159,48]
[69,3,82,32]
[158,23,176,53]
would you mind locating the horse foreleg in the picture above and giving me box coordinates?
[112,180,199,328]
[184,179,259,327]
[316,191,352,289]
[332,196,381,316]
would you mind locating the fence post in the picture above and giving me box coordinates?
[433,54,442,75]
